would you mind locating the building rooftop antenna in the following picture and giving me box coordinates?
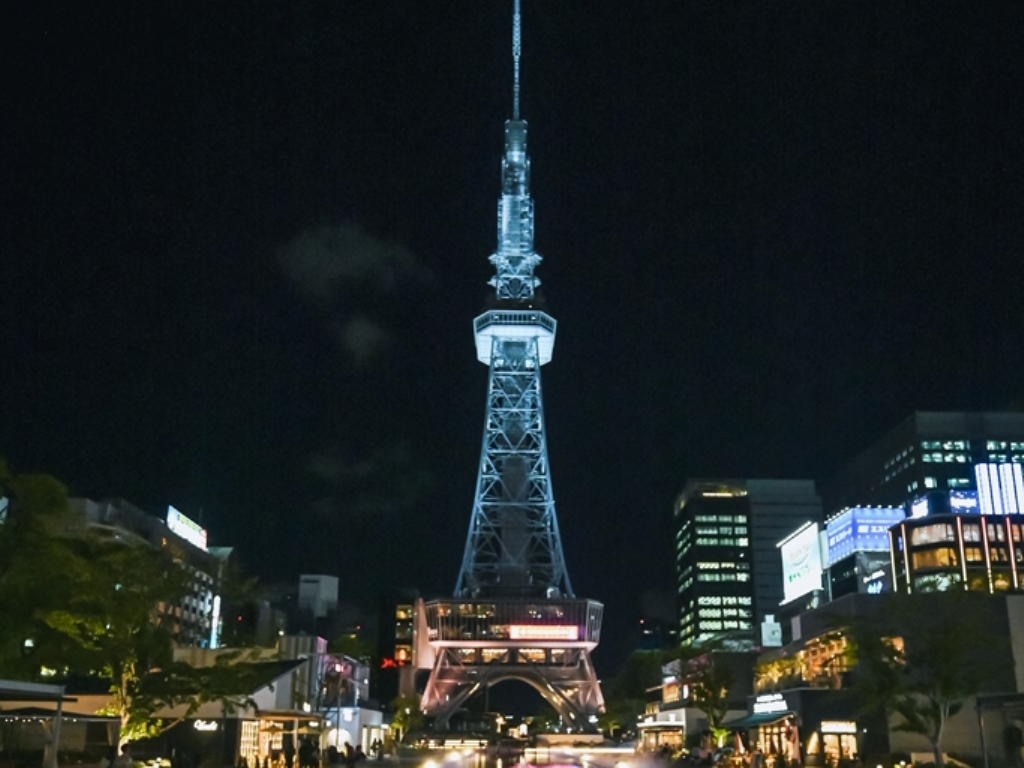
[512,0,522,120]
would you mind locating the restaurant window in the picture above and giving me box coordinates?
[912,547,958,569]
[910,524,955,545]
[990,547,1010,563]
[964,546,984,563]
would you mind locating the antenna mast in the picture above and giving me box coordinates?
[512,0,521,119]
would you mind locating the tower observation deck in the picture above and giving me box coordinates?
[420,1,605,731]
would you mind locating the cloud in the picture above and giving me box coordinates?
[277,221,433,363]
[332,313,392,365]
[304,441,434,521]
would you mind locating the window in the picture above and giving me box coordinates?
[988,524,1007,542]
[964,546,984,562]
[912,547,958,569]
[925,477,938,489]
[910,524,955,545]
[963,524,982,543]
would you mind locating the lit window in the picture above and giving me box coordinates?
[925,477,938,489]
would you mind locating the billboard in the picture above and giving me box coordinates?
[976,463,1024,516]
[779,523,823,604]
[166,505,208,550]
[825,506,906,563]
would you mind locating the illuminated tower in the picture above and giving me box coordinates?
[419,1,605,731]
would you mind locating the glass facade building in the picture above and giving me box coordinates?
[674,480,822,646]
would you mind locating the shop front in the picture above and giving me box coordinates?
[725,689,873,768]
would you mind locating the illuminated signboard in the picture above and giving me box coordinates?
[825,507,905,563]
[209,594,222,649]
[509,625,579,641]
[166,505,208,551]
[779,523,822,604]
[976,463,1024,516]
[753,693,788,715]
[820,721,857,734]
[949,490,979,513]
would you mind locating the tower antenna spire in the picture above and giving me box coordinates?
[512,0,522,120]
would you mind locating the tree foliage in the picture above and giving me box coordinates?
[599,649,665,737]
[389,694,425,741]
[845,591,1012,768]
[1,460,265,745]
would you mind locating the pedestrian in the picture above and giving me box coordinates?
[99,746,117,768]
[112,744,133,768]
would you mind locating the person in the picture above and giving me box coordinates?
[99,746,117,768]
[112,744,133,768]
[342,744,356,768]
[326,746,341,767]
[354,747,365,764]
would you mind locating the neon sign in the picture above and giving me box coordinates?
[167,505,208,551]
[509,625,579,640]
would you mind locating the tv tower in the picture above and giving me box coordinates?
[419,0,605,730]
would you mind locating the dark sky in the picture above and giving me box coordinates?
[3,1,1024,673]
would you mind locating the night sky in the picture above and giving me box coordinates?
[3,1,1024,674]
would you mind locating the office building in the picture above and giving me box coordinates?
[825,411,1024,510]
[674,479,822,646]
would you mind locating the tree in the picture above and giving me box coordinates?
[686,652,737,736]
[600,649,665,739]
[845,591,1012,768]
[667,642,740,748]
[389,694,424,742]
[1,461,263,745]
[0,461,79,678]
[38,534,195,743]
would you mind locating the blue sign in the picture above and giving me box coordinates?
[826,507,905,563]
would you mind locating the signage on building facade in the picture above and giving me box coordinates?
[779,523,823,604]
[976,463,1024,515]
[820,721,857,734]
[753,693,788,715]
[167,505,208,550]
[509,625,579,640]
[825,507,905,563]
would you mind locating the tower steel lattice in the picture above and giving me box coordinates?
[420,1,605,731]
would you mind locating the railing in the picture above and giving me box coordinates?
[422,597,602,645]
[475,310,555,335]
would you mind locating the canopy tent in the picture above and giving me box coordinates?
[0,680,74,768]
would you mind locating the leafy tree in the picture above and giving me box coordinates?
[389,694,425,742]
[38,534,194,743]
[600,649,665,738]
[685,652,737,735]
[2,461,266,745]
[0,462,80,677]
[665,642,740,748]
[845,591,1012,768]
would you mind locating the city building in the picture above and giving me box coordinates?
[298,575,339,621]
[890,512,1024,593]
[674,480,823,646]
[825,411,1024,510]
[69,498,231,648]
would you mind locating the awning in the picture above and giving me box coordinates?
[721,711,794,729]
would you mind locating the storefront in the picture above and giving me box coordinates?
[725,690,871,768]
